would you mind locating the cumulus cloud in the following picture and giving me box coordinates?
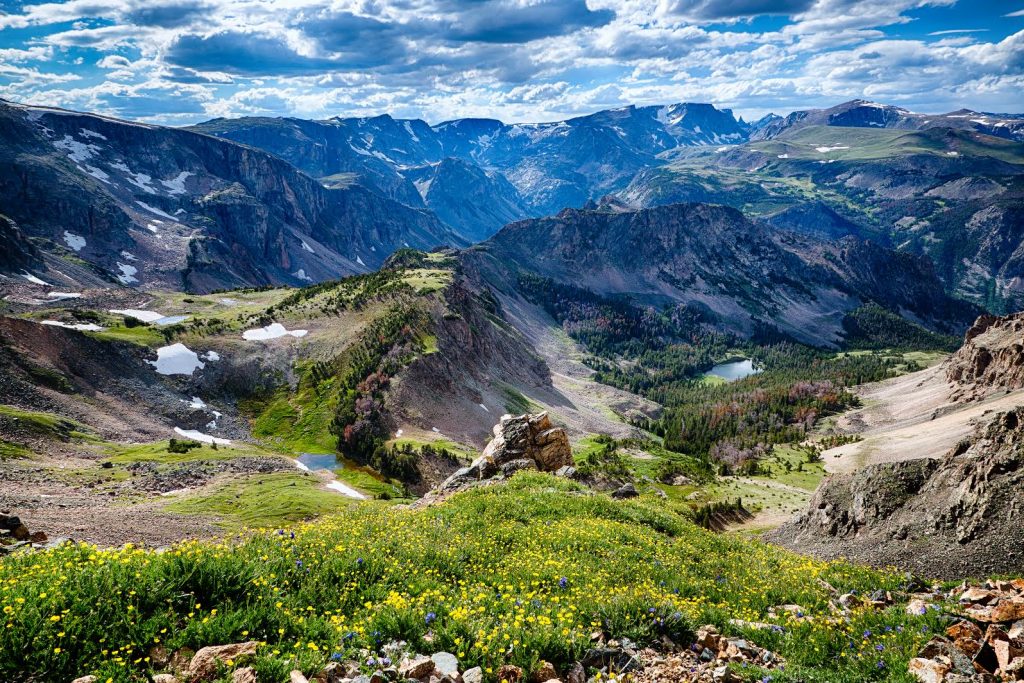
[0,0,1021,124]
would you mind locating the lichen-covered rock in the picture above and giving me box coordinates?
[188,642,260,680]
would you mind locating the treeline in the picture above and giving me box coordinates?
[842,303,959,351]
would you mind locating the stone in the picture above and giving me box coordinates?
[946,621,983,641]
[149,645,171,668]
[500,458,537,476]
[991,600,1024,623]
[533,661,557,682]
[480,413,573,474]
[189,642,261,680]
[496,664,523,683]
[1009,620,1024,640]
[554,465,577,479]
[291,671,310,683]
[232,668,257,683]
[462,667,483,683]
[611,483,639,499]
[908,656,951,683]
[398,655,434,680]
[152,676,179,683]
[565,662,585,683]
[71,677,97,683]
[431,652,459,677]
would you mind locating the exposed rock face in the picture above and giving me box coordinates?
[467,202,978,346]
[768,408,1024,579]
[437,412,573,493]
[945,313,1024,401]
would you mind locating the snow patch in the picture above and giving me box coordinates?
[479,403,489,412]
[110,308,164,322]
[160,171,193,195]
[173,427,230,445]
[63,231,86,252]
[355,255,366,266]
[111,162,157,194]
[41,320,103,332]
[150,343,205,376]
[20,272,50,286]
[120,250,137,261]
[300,240,315,253]
[242,323,309,341]
[47,291,81,300]
[203,350,220,361]
[325,480,367,500]
[293,269,313,282]
[79,128,106,140]
[53,135,100,163]
[116,262,138,284]
[136,201,179,221]
[777,153,790,159]
[815,145,850,153]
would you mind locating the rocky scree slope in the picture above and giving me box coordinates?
[464,201,978,346]
[0,101,458,293]
[945,312,1024,402]
[768,403,1024,579]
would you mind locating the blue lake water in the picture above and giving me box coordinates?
[705,359,762,382]
[296,453,342,470]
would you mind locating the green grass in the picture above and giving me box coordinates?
[247,388,338,455]
[0,404,93,441]
[88,324,167,347]
[0,472,960,683]
[165,472,355,528]
[333,461,405,500]
[103,440,282,464]
[0,439,31,459]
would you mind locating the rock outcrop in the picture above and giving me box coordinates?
[768,407,1024,579]
[437,412,573,493]
[945,312,1024,402]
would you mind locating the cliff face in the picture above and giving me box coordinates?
[768,407,1024,578]
[0,102,459,293]
[945,313,1024,401]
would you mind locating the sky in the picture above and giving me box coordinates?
[0,0,1022,126]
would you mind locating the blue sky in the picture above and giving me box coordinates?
[0,0,1021,125]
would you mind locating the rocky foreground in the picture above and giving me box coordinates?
[768,406,1024,578]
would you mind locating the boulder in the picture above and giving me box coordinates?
[290,671,309,683]
[231,668,257,683]
[909,656,952,683]
[496,664,523,683]
[431,652,459,677]
[533,661,557,682]
[152,675,179,683]
[611,483,639,499]
[462,667,483,683]
[399,655,435,679]
[484,413,572,472]
[71,677,97,683]
[189,642,260,680]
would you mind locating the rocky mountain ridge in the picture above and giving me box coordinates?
[0,100,460,293]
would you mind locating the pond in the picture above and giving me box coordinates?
[295,452,342,471]
[704,358,762,382]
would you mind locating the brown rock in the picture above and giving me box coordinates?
[909,656,952,683]
[189,642,260,680]
[533,661,557,682]
[232,668,258,683]
[152,675,179,683]
[71,677,98,683]
[497,664,523,683]
[399,655,435,679]
[1009,620,1024,640]
[480,413,573,472]
[991,600,1024,623]
[290,671,309,683]
[947,621,984,641]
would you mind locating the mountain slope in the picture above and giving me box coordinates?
[464,202,977,347]
[0,101,459,293]
[401,158,529,242]
[752,99,1024,142]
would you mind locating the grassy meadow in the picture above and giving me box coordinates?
[1,473,951,683]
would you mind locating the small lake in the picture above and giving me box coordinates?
[296,453,342,471]
[705,359,762,382]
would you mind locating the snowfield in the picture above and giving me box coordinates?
[150,343,205,376]
[242,323,309,341]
